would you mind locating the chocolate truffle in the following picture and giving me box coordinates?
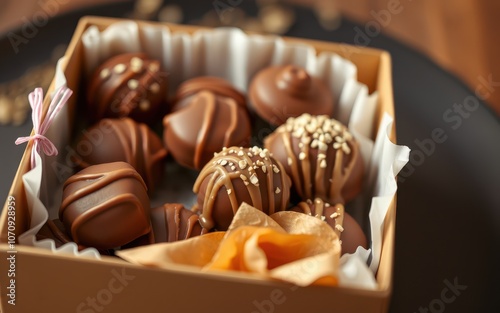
[59,162,151,250]
[264,114,364,204]
[249,65,334,125]
[172,76,246,112]
[73,118,167,192]
[290,198,367,255]
[87,52,167,123]
[163,91,252,170]
[193,146,291,230]
[151,203,208,243]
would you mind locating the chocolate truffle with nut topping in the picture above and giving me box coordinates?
[193,146,291,230]
[87,52,167,123]
[264,114,364,204]
[249,65,334,125]
[290,198,367,255]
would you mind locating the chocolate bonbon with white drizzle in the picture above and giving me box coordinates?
[264,114,364,204]
[193,146,291,230]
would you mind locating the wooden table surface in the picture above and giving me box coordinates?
[1,0,499,116]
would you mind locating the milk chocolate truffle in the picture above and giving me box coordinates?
[87,52,167,123]
[172,76,246,112]
[163,91,252,170]
[74,118,167,192]
[264,114,364,204]
[59,162,151,250]
[249,65,334,125]
[290,198,367,255]
[151,203,208,243]
[193,146,291,230]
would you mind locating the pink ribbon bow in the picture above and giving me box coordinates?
[15,86,73,169]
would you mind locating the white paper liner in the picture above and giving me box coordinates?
[17,21,410,289]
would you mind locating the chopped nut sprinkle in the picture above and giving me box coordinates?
[250,173,259,185]
[100,68,110,79]
[128,79,139,90]
[320,159,327,168]
[113,63,126,74]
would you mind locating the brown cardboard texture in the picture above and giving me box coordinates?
[0,17,396,313]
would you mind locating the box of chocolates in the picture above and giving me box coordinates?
[0,16,409,313]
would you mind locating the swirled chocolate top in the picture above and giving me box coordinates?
[249,65,335,125]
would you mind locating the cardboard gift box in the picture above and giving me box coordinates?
[0,17,402,313]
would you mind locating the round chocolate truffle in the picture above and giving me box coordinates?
[172,76,246,112]
[264,114,364,204]
[290,198,367,255]
[151,203,208,243]
[249,65,334,125]
[59,162,151,250]
[193,146,291,231]
[163,91,252,170]
[73,118,167,192]
[87,52,168,123]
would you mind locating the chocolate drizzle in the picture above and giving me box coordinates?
[291,198,367,255]
[294,198,345,238]
[59,162,151,249]
[193,146,291,230]
[74,118,167,192]
[173,76,246,111]
[164,91,251,170]
[265,114,363,204]
[151,203,208,243]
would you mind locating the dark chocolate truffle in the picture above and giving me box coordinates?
[163,91,252,170]
[73,118,167,192]
[193,146,291,230]
[59,162,151,250]
[290,198,367,255]
[249,65,334,125]
[87,52,168,123]
[151,203,208,243]
[264,114,364,204]
[173,76,246,112]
